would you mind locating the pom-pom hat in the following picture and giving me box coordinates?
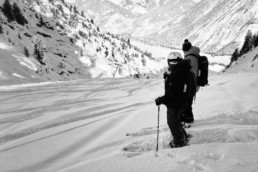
[182,39,192,52]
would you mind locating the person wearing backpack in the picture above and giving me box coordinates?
[155,52,195,148]
[181,39,209,124]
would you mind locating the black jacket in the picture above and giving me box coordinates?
[160,59,195,108]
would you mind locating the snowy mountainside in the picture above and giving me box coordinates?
[150,0,258,54]
[223,46,258,73]
[66,0,197,37]
[0,0,165,85]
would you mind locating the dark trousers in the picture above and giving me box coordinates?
[167,107,187,145]
[181,96,194,123]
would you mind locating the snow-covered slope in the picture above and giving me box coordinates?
[0,0,166,85]
[150,0,258,54]
[132,40,231,72]
[223,46,258,73]
[0,66,258,171]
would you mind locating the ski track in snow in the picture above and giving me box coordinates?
[0,73,258,172]
[0,78,164,172]
[123,110,258,157]
[0,79,156,144]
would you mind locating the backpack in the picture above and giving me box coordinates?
[186,54,209,87]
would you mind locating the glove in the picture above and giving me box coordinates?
[163,72,170,79]
[155,97,162,106]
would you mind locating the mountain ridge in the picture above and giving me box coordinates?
[149,0,258,54]
[66,0,197,37]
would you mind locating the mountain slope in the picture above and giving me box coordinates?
[67,0,197,37]
[222,47,258,73]
[0,0,165,85]
[150,0,258,54]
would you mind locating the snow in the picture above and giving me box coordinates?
[131,41,231,72]
[0,42,13,51]
[65,0,77,3]
[0,81,58,90]
[0,71,7,79]
[0,68,258,171]
[32,1,53,18]
[206,55,231,65]
[89,58,113,78]
[209,64,225,72]
[12,73,25,79]
[79,56,92,67]
[131,5,147,14]
[107,0,124,6]
[131,40,178,59]
[12,54,38,71]
[0,1,257,171]
[224,47,258,73]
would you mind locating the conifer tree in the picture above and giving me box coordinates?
[48,0,54,4]
[34,37,46,65]
[90,19,94,24]
[58,5,64,14]
[0,23,3,34]
[253,33,258,48]
[73,6,79,14]
[24,47,30,57]
[240,30,253,55]
[127,39,131,46]
[81,11,85,17]
[13,3,28,26]
[2,0,14,22]
[230,48,240,64]
[38,15,44,27]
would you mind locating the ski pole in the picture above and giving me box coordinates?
[156,106,160,152]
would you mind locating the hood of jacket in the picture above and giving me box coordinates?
[184,46,200,56]
[172,59,191,73]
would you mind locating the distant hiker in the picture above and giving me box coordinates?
[181,39,200,124]
[155,52,195,148]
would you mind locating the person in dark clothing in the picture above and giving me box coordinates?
[155,52,194,148]
[181,39,199,124]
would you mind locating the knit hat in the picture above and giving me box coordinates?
[167,52,182,64]
[182,39,192,52]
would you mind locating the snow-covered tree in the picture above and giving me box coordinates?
[33,37,46,65]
